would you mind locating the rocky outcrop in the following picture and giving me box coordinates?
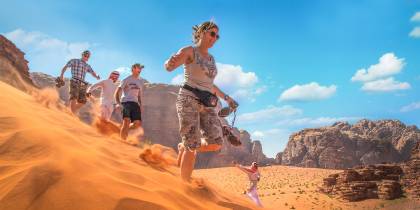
[321,142,420,201]
[141,83,181,149]
[281,120,420,169]
[320,164,404,201]
[0,35,35,91]
[275,152,283,165]
[29,73,273,168]
[401,159,420,199]
[401,142,420,199]
[251,140,266,163]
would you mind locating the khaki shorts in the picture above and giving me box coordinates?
[176,95,223,151]
[69,79,88,104]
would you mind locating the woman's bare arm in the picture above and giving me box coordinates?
[164,46,193,72]
[115,87,122,105]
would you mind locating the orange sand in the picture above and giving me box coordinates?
[0,81,259,210]
[196,166,419,210]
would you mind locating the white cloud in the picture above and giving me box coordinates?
[255,86,267,94]
[115,66,129,72]
[411,12,420,22]
[400,102,420,112]
[4,29,90,62]
[279,82,336,102]
[171,63,264,100]
[276,117,360,127]
[215,63,263,100]
[361,77,410,92]
[237,105,302,124]
[252,131,265,139]
[409,27,420,38]
[113,67,130,77]
[351,53,410,93]
[215,63,258,89]
[170,74,184,85]
[351,53,405,82]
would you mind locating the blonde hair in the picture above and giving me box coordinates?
[192,21,219,44]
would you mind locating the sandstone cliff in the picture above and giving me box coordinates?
[0,35,35,91]
[280,120,420,169]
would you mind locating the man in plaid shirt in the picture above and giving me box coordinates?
[59,50,100,114]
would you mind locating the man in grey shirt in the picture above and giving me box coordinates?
[115,63,145,141]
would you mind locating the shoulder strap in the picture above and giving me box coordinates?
[192,46,199,62]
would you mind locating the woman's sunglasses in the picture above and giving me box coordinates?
[209,31,220,40]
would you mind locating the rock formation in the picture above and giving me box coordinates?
[281,120,420,169]
[275,152,283,165]
[0,35,35,91]
[320,164,404,201]
[401,141,420,199]
[321,142,420,201]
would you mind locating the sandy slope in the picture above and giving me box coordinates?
[0,81,259,210]
[196,166,419,210]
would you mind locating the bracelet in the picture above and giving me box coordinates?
[224,95,229,100]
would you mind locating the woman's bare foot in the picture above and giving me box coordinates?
[177,143,185,167]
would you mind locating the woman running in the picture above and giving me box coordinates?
[235,162,262,207]
[164,21,238,181]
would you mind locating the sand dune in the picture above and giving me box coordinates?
[196,166,419,210]
[0,81,259,210]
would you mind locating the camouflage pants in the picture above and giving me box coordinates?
[69,79,88,104]
[176,95,223,151]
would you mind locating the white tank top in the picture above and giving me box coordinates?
[179,46,217,97]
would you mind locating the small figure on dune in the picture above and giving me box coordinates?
[234,161,262,207]
[115,63,145,143]
[86,70,120,122]
[164,20,240,182]
[58,50,100,114]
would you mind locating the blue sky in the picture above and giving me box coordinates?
[1,0,419,158]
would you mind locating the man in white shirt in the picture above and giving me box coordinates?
[87,71,120,122]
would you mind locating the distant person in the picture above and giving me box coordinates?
[115,63,144,141]
[235,161,262,207]
[164,21,239,182]
[86,71,120,122]
[59,50,100,114]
